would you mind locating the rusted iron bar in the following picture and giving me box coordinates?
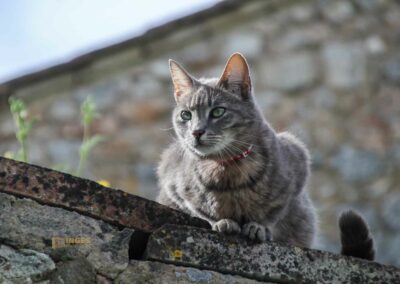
[0,157,209,233]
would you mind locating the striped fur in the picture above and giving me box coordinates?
[157,54,317,246]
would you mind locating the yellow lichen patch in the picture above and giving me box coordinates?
[174,249,183,260]
[97,180,111,187]
[4,151,15,159]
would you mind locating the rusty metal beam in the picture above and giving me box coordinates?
[0,157,209,233]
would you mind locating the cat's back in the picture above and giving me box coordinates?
[276,131,310,191]
[277,132,310,164]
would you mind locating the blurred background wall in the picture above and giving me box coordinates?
[0,0,399,266]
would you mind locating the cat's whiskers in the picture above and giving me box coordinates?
[228,137,263,149]
[159,126,175,131]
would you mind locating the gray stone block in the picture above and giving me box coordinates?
[384,58,400,83]
[0,244,55,283]
[116,260,266,284]
[383,193,400,231]
[0,192,132,279]
[223,32,264,58]
[329,146,387,183]
[145,224,400,283]
[49,258,96,284]
[320,1,354,23]
[261,52,317,92]
[322,42,366,89]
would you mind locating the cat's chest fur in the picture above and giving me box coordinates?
[179,155,270,223]
[183,185,265,223]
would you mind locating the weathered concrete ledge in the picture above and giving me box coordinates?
[0,192,134,280]
[1,157,400,283]
[116,260,267,284]
[0,244,55,283]
[145,224,400,284]
[0,192,262,283]
[0,157,209,233]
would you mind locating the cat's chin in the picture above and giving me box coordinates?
[192,145,218,157]
[189,144,225,159]
[181,138,230,159]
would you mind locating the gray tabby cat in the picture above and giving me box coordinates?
[157,53,315,247]
[157,53,375,258]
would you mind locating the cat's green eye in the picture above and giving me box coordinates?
[211,107,226,118]
[180,110,192,121]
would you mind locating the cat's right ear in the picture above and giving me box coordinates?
[169,60,194,103]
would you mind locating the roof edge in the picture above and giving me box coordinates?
[0,0,253,94]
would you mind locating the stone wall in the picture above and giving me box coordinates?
[1,158,399,283]
[0,0,400,266]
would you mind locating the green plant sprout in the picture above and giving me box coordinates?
[8,97,36,162]
[5,96,106,182]
[76,97,105,176]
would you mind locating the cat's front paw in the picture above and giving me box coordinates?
[242,222,271,242]
[212,219,241,234]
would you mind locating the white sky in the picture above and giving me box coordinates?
[0,0,219,83]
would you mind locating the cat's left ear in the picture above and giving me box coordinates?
[169,59,195,103]
[217,53,252,100]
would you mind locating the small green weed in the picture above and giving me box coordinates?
[4,96,105,180]
[8,97,36,162]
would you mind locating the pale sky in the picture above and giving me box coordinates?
[0,0,219,83]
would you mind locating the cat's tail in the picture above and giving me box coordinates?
[338,210,375,261]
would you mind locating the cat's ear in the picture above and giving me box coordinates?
[217,53,252,100]
[169,59,195,102]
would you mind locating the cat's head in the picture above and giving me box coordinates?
[169,53,260,158]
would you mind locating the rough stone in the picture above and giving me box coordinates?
[0,192,108,254]
[272,25,330,52]
[379,235,400,268]
[116,260,265,284]
[86,228,133,278]
[261,52,317,91]
[128,75,163,99]
[289,4,315,22]
[309,87,336,109]
[355,0,384,11]
[0,192,132,279]
[47,139,80,166]
[49,98,78,121]
[145,225,400,283]
[320,1,355,23]
[75,81,121,110]
[392,144,400,165]
[329,146,387,183]
[134,164,159,200]
[0,157,210,233]
[223,32,264,58]
[148,58,171,79]
[382,193,400,231]
[49,258,96,284]
[322,42,366,89]
[365,36,386,55]
[181,41,215,64]
[384,57,400,83]
[0,118,15,139]
[0,244,55,283]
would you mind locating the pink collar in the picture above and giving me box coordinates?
[218,145,253,165]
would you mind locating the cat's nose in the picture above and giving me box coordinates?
[192,129,205,139]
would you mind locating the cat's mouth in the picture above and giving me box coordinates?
[190,137,230,157]
[192,144,220,157]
